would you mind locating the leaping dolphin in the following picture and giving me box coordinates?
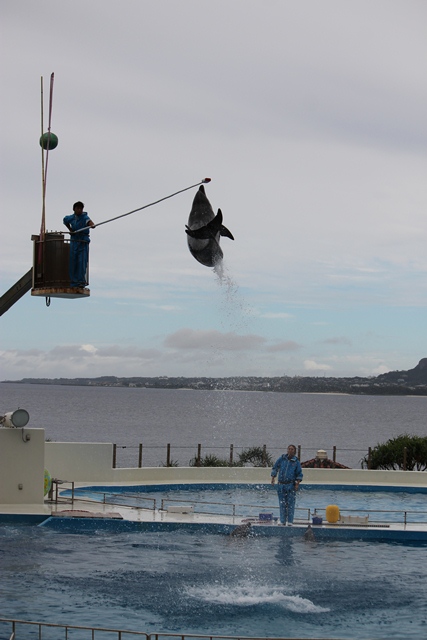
[185,185,234,267]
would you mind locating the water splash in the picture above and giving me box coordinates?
[213,260,252,334]
[185,581,330,614]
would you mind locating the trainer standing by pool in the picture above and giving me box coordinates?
[271,444,303,526]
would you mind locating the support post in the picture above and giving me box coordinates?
[112,443,117,469]
[368,447,372,470]
[332,445,337,468]
[262,444,267,467]
[166,443,171,467]
[138,443,143,468]
[197,443,201,467]
[229,444,234,467]
[403,446,407,471]
[298,444,301,460]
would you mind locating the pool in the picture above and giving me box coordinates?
[1,485,427,639]
[66,483,427,525]
[1,525,426,639]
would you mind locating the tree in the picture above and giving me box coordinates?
[361,434,427,471]
[238,446,273,467]
[189,446,273,467]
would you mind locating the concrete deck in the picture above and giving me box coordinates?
[2,480,427,541]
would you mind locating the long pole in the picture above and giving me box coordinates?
[70,178,212,235]
[40,76,46,239]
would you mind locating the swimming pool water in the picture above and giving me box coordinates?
[2,485,427,638]
[73,484,427,524]
[0,524,426,639]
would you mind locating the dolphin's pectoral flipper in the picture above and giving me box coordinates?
[185,210,224,239]
[220,226,234,240]
[185,225,210,239]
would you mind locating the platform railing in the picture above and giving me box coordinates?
[51,486,157,512]
[52,487,427,527]
[0,618,338,640]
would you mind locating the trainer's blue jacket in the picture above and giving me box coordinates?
[63,212,91,241]
[271,454,303,484]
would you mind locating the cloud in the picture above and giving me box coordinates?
[322,337,352,346]
[304,360,333,372]
[164,328,266,351]
[1,1,427,380]
[266,341,301,353]
[257,312,294,320]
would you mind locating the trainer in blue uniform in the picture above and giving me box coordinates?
[63,202,95,288]
[271,444,303,525]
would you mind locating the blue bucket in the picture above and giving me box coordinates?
[259,512,273,521]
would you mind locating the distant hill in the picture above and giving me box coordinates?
[376,358,427,385]
[3,359,427,395]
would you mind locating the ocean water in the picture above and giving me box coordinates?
[1,382,427,468]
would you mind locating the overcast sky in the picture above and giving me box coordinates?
[1,0,426,380]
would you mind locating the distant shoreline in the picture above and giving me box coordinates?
[3,374,427,396]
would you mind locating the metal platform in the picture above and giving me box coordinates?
[31,286,90,299]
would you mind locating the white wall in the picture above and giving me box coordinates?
[45,442,114,482]
[0,428,45,504]
[45,441,427,488]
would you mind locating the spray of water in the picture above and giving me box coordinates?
[185,581,330,614]
[213,259,252,335]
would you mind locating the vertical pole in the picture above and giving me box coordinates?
[403,446,407,471]
[112,443,117,469]
[229,444,234,466]
[298,445,301,460]
[262,444,267,467]
[332,445,337,468]
[138,443,143,468]
[197,443,202,467]
[166,443,171,467]
[368,447,372,470]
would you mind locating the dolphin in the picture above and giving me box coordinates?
[230,522,252,537]
[185,185,234,267]
[303,524,316,542]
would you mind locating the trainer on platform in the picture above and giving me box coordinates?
[63,202,95,288]
[271,444,303,526]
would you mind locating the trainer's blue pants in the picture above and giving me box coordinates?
[277,484,297,524]
[69,240,89,287]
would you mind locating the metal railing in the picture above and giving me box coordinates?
[312,506,427,526]
[0,618,342,640]
[111,442,369,469]
[160,496,310,521]
[50,487,427,527]
[50,486,157,512]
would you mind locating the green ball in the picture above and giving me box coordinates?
[44,469,52,496]
[39,132,58,150]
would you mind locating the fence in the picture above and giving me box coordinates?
[109,443,373,470]
[0,618,340,640]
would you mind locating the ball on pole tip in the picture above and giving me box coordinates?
[202,177,211,183]
[39,132,59,150]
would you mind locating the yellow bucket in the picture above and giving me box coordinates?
[325,504,340,523]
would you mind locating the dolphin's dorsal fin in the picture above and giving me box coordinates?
[185,210,223,239]
[185,209,234,241]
